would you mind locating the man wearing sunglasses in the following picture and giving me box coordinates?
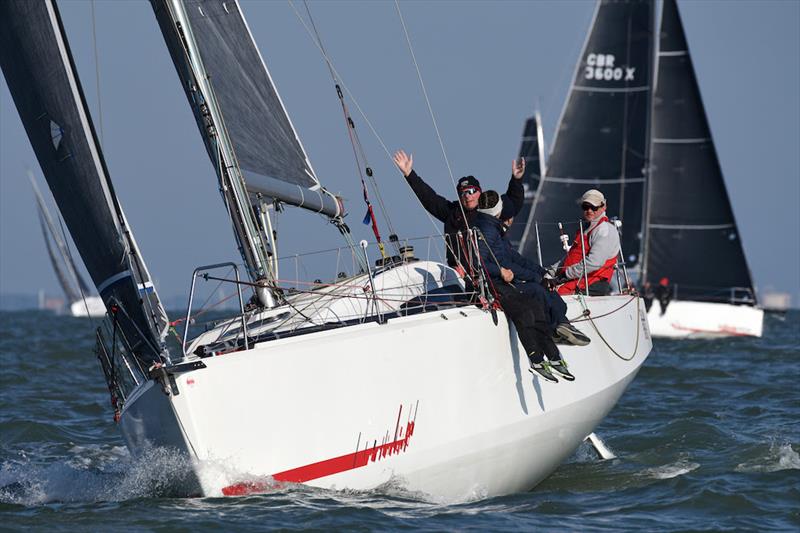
[550,189,620,296]
[392,149,524,269]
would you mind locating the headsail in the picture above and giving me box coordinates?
[0,0,169,363]
[522,0,654,268]
[642,0,756,304]
[507,111,546,252]
[150,0,344,284]
[30,172,91,304]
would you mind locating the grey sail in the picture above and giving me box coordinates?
[642,0,756,304]
[522,0,654,268]
[0,0,169,363]
[30,173,90,303]
[36,206,80,305]
[507,112,546,252]
[150,0,342,218]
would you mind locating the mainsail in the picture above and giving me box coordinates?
[642,0,756,304]
[507,111,546,252]
[30,172,92,304]
[522,0,654,268]
[150,0,343,284]
[0,0,169,363]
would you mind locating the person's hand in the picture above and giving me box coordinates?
[393,150,413,177]
[512,157,526,179]
[541,277,557,291]
[500,267,514,283]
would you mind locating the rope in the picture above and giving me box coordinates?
[575,294,642,361]
[393,1,467,226]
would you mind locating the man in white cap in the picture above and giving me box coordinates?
[550,189,620,296]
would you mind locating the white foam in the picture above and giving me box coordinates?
[736,443,800,473]
[642,460,700,480]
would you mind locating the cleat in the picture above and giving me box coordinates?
[556,322,591,346]
[549,359,575,381]
[528,358,558,383]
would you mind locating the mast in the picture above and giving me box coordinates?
[644,0,757,304]
[150,0,346,305]
[522,0,654,268]
[158,0,274,301]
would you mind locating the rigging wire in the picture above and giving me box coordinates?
[301,0,397,257]
[90,0,104,143]
[285,0,450,248]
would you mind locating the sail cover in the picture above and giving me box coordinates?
[150,0,342,217]
[507,113,545,252]
[643,0,756,303]
[522,0,654,268]
[0,0,169,363]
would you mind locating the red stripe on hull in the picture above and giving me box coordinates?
[222,420,415,497]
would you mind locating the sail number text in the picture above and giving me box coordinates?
[584,53,635,81]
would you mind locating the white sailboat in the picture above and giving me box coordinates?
[29,172,105,317]
[0,0,651,501]
[641,0,763,338]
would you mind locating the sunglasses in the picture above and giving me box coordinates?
[581,202,602,211]
[460,187,480,197]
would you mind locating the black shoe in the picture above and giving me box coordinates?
[549,359,575,381]
[556,322,591,346]
[528,357,558,383]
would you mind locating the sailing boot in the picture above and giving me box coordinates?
[528,354,558,383]
[549,358,575,381]
[555,322,591,346]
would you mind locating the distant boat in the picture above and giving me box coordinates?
[641,0,763,338]
[29,172,105,317]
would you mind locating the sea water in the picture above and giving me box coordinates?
[1,310,797,530]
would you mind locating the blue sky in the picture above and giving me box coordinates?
[1,0,798,306]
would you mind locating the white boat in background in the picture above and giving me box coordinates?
[641,0,764,338]
[647,299,763,338]
[1,0,651,500]
[29,172,106,318]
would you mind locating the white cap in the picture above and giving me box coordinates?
[578,189,606,207]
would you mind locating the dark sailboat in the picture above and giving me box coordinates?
[0,0,169,361]
[507,111,546,253]
[520,0,654,270]
[642,0,762,337]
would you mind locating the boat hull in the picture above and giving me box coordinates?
[647,299,764,338]
[119,295,651,501]
[69,296,106,317]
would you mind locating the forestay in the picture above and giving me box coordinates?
[643,0,756,303]
[522,0,654,268]
[0,0,169,364]
[150,0,342,217]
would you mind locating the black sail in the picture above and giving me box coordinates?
[150,0,342,217]
[507,112,545,252]
[643,0,756,304]
[522,0,654,268]
[0,0,169,363]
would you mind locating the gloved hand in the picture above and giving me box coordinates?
[541,277,557,291]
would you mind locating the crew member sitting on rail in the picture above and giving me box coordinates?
[550,189,620,296]
[474,191,576,383]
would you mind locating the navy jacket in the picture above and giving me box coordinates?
[405,170,523,266]
[474,213,545,283]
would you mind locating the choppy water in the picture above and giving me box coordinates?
[1,310,798,530]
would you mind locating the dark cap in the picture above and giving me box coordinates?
[457,175,481,192]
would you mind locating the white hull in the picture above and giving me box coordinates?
[647,299,763,338]
[69,296,105,317]
[119,288,651,501]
